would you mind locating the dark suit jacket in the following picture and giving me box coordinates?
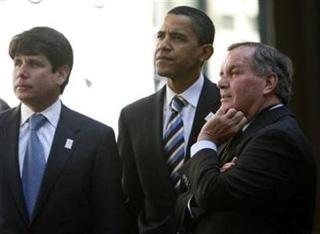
[117,78,220,234]
[177,106,317,234]
[0,98,10,112]
[0,104,126,234]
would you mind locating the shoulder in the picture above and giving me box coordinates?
[198,77,221,110]
[61,105,114,135]
[264,115,310,147]
[256,107,305,141]
[120,88,164,116]
[249,113,312,160]
[203,77,220,95]
[0,107,19,125]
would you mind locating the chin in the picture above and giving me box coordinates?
[221,102,233,109]
[156,71,173,79]
[16,94,29,103]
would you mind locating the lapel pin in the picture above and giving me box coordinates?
[205,112,215,121]
[64,139,73,149]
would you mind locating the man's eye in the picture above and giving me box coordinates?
[30,61,42,68]
[172,35,185,41]
[156,32,164,39]
[14,60,21,67]
[230,69,241,75]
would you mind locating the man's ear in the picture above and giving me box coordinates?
[199,44,214,63]
[263,72,278,95]
[56,65,70,85]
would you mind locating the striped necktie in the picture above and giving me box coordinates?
[22,113,47,219]
[164,95,187,191]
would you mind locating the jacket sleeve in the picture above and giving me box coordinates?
[92,127,128,234]
[117,110,143,234]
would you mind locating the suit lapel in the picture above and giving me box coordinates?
[31,105,80,222]
[219,106,294,164]
[148,87,180,196]
[187,78,220,159]
[1,107,30,224]
[244,105,294,136]
[153,87,166,161]
[151,88,174,182]
[219,131,244,165]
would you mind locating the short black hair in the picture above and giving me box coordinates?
[168,6,215,45]
[228,42,293,104]
[9,26,73,94]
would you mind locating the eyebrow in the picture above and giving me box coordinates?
[220,63,243,75]
[229,63,243,68]
[223,64,238,73]
[157,29,187,37]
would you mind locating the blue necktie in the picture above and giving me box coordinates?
[22,113,47,218]
[164,95,187,191]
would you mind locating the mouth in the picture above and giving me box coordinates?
[220,94,232,102]
[15,84,32,91]
[155,56,174,62]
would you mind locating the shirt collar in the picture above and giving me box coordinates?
[165,73,204,109]
[20,99,62,128]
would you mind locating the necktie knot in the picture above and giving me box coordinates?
[30,114,46,131]
[170,95,187,113]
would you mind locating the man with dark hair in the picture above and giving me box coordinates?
[0,26,126,234]
[118,6,220,234]
[168,6,215,46]
[9,26,73,94]
[176,42,317,234]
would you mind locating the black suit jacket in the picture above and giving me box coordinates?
[0,104,126,234]
[177,106,317,234]
[117,78,220,234]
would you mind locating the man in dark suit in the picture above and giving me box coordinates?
[118,6,220,234]
[0,98,10,111]
[176,42,317,234]
[0,26,126,234]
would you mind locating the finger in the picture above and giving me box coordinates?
[215,105,228,117]
[232,111,245,124]
[237,115,247,129]
[229,112,246,128]
[220,163,231,172]
[220,161,236,172]
[231,157,238,163]
[224,108,237,119]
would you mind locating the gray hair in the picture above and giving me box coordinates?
[228,42,293,104]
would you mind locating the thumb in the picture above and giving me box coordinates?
[231,157,238,163]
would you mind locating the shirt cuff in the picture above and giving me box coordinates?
[190,140,217,158]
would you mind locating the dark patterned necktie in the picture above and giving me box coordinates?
[219,130,243,164]
[164,95,187,191]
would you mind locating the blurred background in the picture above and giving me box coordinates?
[0,0,319,232]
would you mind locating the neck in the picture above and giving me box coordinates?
[247,97,282,121]
[26,96,59,113]
[167,72,200,94]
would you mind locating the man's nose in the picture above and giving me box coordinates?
[16,64,29,79]
[157,36,171,51]
[218,76,229,89]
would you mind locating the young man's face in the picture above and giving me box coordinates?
[154,13,208,82]
[12,54,67,111]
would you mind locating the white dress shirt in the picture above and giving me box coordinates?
[18,99,61,176]
[163,74,204,153]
